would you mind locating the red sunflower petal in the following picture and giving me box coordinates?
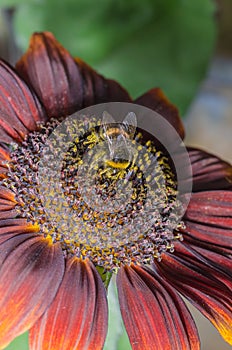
[0,220,40,264]
[0,185,17,219]
[16,32,83,118]
[0,60,47,144]
[134,88,185,139]
[74,58,131,106]
[0,144,11,177]
[183,191,232,248]
[0,236,64,349]
[183,243,232,291]
[188,147,232,191]
[0,143,10,162]
[0,207,16,220]
[16,32,131,119]
[0,218,39,236]
[117,264,199,350]
[0,185,16,202]
[0,232,37,267]
[29,257,108,350]
[156,241,232,345]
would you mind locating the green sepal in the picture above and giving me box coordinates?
[96,265,113,289]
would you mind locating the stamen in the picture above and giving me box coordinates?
[1,116,184,270]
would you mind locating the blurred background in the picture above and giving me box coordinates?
[185,0,232,163]
[0,0,231,349]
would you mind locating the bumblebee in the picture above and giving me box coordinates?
[100,111,137,169]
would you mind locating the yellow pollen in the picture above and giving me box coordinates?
[2,117,184,270]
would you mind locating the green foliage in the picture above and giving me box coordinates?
[117,327,131,350]
[96,265,113,289]
[13,0,216,115]
[104,278,131,350]
[0,0,31,6]
[5,332,28,350]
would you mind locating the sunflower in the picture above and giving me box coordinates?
[0,32,231,350]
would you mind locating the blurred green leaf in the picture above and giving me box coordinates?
[14,0,215,112]
[104,277,131,350]
[5,332,28,350]
[0,0,32,6]
[98,1,216,115]
[117,326,131,350]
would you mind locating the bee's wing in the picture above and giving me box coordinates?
[102,111,116,126]
[100,111,116,146]
[122,112,137,138]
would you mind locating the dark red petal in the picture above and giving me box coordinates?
[0,60,47,144]
[117,264,199,350]
[0,185,17,219]
[0,232,37,268]
[0,185,16,202]
[0,207,16,220]
[74,58,131,106]
[16,32,83,118]
[16,32,131,119]
[188,147,232,191]
[183,243,232,290]
[134,88,185,139]
[183,191,232,248]
[0,236,64,349]
[156,241,232,345]
[29,257,108,350]
[0,144,11,178]
[0,217,39,235]
[0,144,10,162]
[0,220,40,264]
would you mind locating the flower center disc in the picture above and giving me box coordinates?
[3,103,192,270]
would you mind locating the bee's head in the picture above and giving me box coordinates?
[100,111,137,140]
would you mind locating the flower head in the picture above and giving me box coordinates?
[0,32,231,350]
